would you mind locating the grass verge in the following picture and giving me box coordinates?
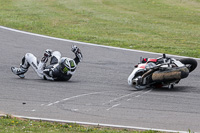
[0,0,199,58]
[0,115,161,133]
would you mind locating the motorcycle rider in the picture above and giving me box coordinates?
[11,45,83,81]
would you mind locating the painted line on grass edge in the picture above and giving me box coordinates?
[13,115,188,133]
[0,26,199,60]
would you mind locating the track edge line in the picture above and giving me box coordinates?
[13,115,188,133]
[0,26,199,60]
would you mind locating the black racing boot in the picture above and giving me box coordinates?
[11,56,30,78]
[11,66,27,78]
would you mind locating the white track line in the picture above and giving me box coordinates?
[0,26,199,60]
[13,115,188,133]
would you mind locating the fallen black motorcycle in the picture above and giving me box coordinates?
[128,54,197,90]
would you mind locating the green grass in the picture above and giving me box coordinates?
[0,115,160,133]
[0,0,200,57]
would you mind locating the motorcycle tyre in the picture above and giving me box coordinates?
[179,58,197,73]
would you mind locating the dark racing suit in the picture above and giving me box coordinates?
[42,51,81,81]
[13,47,82,81]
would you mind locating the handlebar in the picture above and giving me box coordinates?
[163,53,166,58]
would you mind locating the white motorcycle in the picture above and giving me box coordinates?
[128,54,197,90]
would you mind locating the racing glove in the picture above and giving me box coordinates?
[44,49,52,58]
[71,45,83,62]
[71,45,79,53]
[41,49,52,63]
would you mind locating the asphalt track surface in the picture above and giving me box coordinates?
[0,26,200,132]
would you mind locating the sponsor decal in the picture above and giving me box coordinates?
[70,60,75,67]
[32,62,38,69]
[62,67,68,73]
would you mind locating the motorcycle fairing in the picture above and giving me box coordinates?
[128,67,145,86]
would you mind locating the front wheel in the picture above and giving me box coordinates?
[179,58,197,72]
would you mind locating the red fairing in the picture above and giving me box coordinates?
[138,64,146,69]
[148,58,157,63]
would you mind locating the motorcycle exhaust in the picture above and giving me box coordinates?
[132,77,146,90]
[132,78,139,86]
[152,66,189,82]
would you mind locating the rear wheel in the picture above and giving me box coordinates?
[179,58,197,72]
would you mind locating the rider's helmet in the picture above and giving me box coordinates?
[59,57,76,74]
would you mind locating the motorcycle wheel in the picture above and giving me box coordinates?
[179,58,197,72]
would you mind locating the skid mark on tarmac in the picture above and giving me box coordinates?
[45,91,109,107]
[105,89,152,111]
[132,89,152,98]
[27,91,118,112]
[27,89,152,112]
[103,89,152,105]
[106,103,121,111]
[102,91,140,105]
